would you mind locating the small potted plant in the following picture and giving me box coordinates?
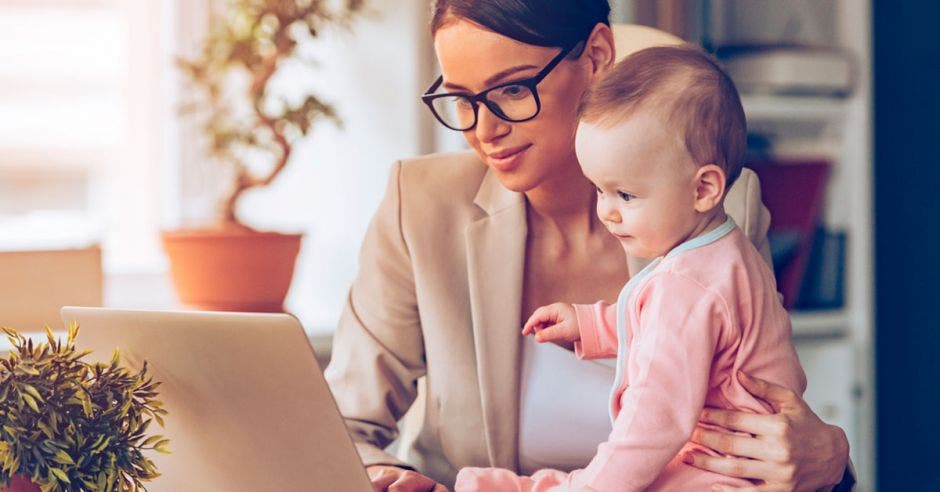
[0,325,168,492]
[165,0,365,313]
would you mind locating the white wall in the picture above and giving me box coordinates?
[230,2,436,333]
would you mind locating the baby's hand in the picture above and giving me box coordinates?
[522,303,579,343]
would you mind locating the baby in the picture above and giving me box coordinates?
[456,45,807,491]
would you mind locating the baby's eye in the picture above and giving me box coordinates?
[617,191,633,201]
[594,186,604,195]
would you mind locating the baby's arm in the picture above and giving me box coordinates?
[572,301,619,359]
[522,302,580,343]
[523,301,620,360]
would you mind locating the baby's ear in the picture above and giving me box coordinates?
[693,164,727,213]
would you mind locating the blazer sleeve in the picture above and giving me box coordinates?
[726,167,772,266]
[324,161,426,469]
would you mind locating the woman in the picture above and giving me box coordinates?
[324,1,852,491]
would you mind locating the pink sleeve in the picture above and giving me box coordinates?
[455,466,582,492]
[573,301,618,360]
[579,273,727,491]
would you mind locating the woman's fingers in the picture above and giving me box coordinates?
[710,484,791,492]
[386,471,441,492]
[683,453,773,480]
[698,407,784,437]
[685,452,798,487]
[690,427,774,462]
[692,372,849,490]
[736,371,803,413]
[368,466,444,492]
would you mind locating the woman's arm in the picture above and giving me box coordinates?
[323,161,427,470]
[685,371,851,491]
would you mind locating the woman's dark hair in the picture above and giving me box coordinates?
[431,0,610,53]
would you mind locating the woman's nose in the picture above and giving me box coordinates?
[474,104,510,143]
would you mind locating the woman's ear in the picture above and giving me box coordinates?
[693,164,727,213]
[583,23,615,77]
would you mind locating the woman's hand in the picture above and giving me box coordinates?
[685,371,849,491]
[367,465,448,492]
[522,302,580,343]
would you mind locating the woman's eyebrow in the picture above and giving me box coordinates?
[442,64,539,91]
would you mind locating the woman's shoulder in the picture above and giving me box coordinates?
[396,149,487,187]
[393,150,490,209]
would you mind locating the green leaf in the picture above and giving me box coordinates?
[52,449,75,465]
[141,435,163,447]
[37,421,54,439]
[49,466,71,483]
[81,394,93,417]
[93,436,112,453]
[21,393,39,412]
[20,384,43,403]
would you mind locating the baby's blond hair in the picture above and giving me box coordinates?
[579,45,747,186]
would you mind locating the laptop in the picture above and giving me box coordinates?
[60,306,372,492]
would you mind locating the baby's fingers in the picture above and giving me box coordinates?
[521,319,542,336]
[534,324,569,343]
[522,306,555,335]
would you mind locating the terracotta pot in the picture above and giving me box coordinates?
[1,476,41,492]
[162,228,303,312]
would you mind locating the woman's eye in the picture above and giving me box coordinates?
[498,84,528,99]
[454,97,474,109]
[617,191,633,201]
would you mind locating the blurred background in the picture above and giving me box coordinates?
[0,1,936,490]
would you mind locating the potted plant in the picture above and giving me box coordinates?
[166,0,365,312]
[0,325,168,492]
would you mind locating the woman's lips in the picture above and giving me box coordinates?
[487,144,531,172]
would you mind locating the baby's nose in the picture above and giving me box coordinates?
[600,206,622,224]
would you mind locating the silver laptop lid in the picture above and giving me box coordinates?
[60,306,371,492]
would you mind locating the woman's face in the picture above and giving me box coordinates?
[432,18,608,192]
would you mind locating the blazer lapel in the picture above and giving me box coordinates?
[464,169,526,470]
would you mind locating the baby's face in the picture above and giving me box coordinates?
[575,110,701,259]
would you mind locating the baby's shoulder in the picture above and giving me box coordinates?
[657,229,774,301]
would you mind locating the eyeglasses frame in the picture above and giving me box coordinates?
[421,43,578,131]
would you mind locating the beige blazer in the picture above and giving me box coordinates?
[323,150,771,486]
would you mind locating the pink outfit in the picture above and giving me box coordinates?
[456,222,807,491]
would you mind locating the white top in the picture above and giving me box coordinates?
[517,335,616,475]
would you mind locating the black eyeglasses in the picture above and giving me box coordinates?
[421,43,577,131]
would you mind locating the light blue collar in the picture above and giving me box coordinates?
[666,216,737,259]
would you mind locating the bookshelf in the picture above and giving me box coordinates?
[731,1,874,489]
[742,94,845,123]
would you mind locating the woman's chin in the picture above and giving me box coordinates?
[495,172,548,194]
